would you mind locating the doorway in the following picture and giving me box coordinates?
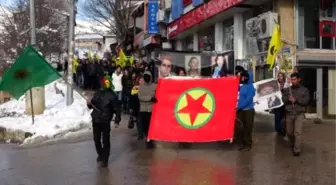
[300,67,318,114]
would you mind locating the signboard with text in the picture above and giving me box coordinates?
[147,0,159,35]
[168,0,244,38]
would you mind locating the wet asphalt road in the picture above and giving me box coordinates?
[0,114,335,185]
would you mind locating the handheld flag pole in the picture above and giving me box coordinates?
[29,89,35,124]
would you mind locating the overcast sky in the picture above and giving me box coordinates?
[0,0,13,7]
[0,0,86,20]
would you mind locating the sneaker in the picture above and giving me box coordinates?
[96,156,102,162]
[114,123,119,128]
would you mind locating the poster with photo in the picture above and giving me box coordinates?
[157,51,203,78]
[201,50,235,77]
[255,79,280,99]
[253,78,284,111]
[185,55,201,77]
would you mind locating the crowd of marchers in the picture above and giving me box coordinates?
[78,56,309,168]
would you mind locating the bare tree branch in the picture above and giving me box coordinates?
[82,0,141,46]
[0,0,69,62]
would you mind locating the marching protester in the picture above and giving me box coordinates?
[236,70,256,151]
[138,71,157,148]
[112,66,123,127]
[274,72,290,136]
[129,74,142,140]
[282,73,309,156]
[87,75,121,168]
[122,69,132,114]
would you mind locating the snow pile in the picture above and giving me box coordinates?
[0,80,92,144]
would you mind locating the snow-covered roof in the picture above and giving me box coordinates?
[75,33,103,40]
[75,20,110,35]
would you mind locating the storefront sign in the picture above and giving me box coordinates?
[147,0,159,35]
[167,0,244,38]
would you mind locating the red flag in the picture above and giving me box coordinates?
[148,77,239,142]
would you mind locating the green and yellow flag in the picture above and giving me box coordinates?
[129,55,134,65]
[266,24,282,70]
[118,48,126,67]
[88,52,93,63]
[0,45,61,99]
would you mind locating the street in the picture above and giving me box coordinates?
[0,114,335,185]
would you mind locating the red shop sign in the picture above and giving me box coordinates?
[319,21,336,38]
[168,0,244,38]
[183,0,192,7]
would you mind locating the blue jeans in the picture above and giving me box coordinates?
[114,91,122,101]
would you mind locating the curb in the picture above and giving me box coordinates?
[0,126,33,143]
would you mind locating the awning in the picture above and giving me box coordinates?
[297,50,336,67]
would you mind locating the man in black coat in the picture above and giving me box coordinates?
[87,75,121,167]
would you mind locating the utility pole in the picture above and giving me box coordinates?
[66,0,75,105]
[26,0,45,115]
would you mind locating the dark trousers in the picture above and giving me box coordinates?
[122,93,129,111]
[73,73,77,85]
[139,112,152,137]
[88,75,94,90]
[83,74,89,89]
[92,122,111,163]
[274,107,286,135]
[235,109,255,146]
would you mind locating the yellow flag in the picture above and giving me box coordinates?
[88,52,93,63]
[266,24,282,70]
[72,56,79,74]
[129,55,134,65]
[119,48,126,67]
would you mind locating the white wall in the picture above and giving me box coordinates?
[103,37,117,52]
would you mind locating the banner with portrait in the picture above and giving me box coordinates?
[156,50,236,79]
[157,51,203,79]
[253,78,284,112]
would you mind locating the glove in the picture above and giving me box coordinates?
[151,97,158,103]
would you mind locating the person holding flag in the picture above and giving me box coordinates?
[138,71,157,148]
[87,75,121,168]
[236,70,256,151]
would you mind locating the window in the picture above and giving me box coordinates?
[183,36,194,51]
[223,18,234,51]
[298,0,336,49]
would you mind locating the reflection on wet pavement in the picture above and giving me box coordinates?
[0,115,335,185]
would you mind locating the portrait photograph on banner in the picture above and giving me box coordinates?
[201,50,235,78]
[253,79,284,112]
[184,55,201,77]
[158,51,203,78]
[255,79,280,99]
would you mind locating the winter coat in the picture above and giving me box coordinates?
[138,71,156,112]
[122,76,134,95]
[282,84,309,115]
[88,89,121,124]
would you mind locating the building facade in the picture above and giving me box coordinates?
[295,0,336,120]
[159,0,335,120]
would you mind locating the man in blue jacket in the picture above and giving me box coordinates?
[236,70,256,151]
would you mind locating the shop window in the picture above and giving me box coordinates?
[223,19,234,51]
[198,26,215,51]
[183,36,194,51]
[298,0,336,50]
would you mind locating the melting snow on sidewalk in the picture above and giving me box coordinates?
[0,80,92,145]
